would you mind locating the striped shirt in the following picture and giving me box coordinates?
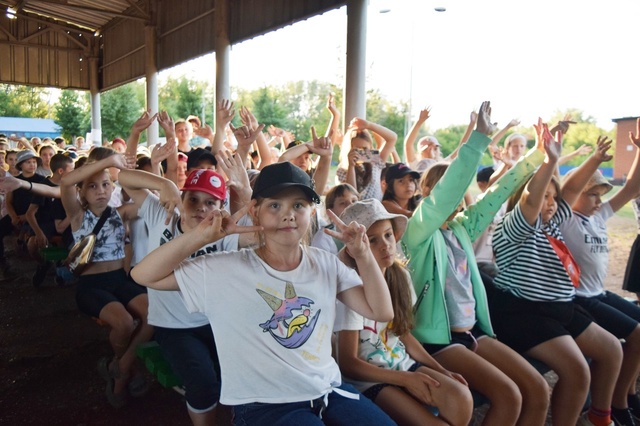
[493,199,575,301]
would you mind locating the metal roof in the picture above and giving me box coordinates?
[0,116,59,132]
[0,0,346,91]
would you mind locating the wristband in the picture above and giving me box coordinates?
[28,181,33,191]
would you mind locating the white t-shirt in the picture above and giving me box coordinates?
[174,246,362,405]
[139,194,239,328]
[560,202,614,298]
[334,272,416,392]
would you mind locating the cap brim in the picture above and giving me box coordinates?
[252,183,320,204]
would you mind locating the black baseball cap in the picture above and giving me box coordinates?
[252,162,320,204]
[385,162,420,185]
[187,148,217,170]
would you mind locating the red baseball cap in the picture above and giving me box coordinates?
[182,169,226,201]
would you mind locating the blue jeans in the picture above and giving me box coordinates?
[232,383,396,426]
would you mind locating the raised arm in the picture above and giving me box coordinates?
[308,127,333,195]
[157,111,178,184]
[351,117,397,163]
[118,169,183,223]
[212,99,235,155]
[561,137,611,206]
[403,107,430,164]
[520,119,562,225]
[327,210,393,322]
[240,106,272,169]
[325,93,342,138]
[609,118,640,212]
[558,144,593,166]
[215,149,251,215]
[127,110,157,158]
[131,206,260,289]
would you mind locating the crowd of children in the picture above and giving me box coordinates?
[1,100,640,426]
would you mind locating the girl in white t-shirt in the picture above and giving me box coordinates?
[335,199,473,426]
[131,157,396,425]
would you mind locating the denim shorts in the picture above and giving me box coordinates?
[232,383,396,426]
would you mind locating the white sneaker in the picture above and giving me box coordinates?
[577,412,614,426]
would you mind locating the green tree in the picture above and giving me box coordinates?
[54,90,89,140]
[159,76,208,121]
[0,84,50,117]
[365,89,407,156]
[549,109,614,167]
[100,84,143,141]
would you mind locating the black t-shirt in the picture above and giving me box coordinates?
[32,179,61,240]
[12,174,46,215]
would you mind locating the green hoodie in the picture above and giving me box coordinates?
[402,131,543,344]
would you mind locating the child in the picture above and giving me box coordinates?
[336,199,473,425]
[560,127,640,425]
[491,121,623,426]
[311,184,360,255]
[26,153,75,287]
[381,162,421,217]
[337,118,397,201]
[36,143,56,177]
[120,166,236,425]
[131,161,397,425]
[60,153,153,408]
[401,103,550,425]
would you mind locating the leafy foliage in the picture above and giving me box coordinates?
[100,85,143,141]
[54,90,90,140]
[0,84,50,118]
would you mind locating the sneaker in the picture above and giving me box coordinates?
[612,408,638,426]
[578,412,614,426]
[32,262,52,288]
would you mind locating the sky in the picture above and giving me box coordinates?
[162,0,640,132]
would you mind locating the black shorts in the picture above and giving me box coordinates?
[422,324,489,356]
[489,290,592,353]
[362,362,421,402]
[75,269,147,318]
[575,291,640,339]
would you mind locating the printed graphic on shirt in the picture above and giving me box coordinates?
[363,321,405,368]
[257,281,320,349]
[159,227,218,258]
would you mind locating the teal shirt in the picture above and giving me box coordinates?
[402,131,544,344]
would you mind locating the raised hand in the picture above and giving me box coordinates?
[418,107,431,122]
[593,136,613,162]
[157,111,176,136]
[193,203,262,244]
[629,118,640,149]
[324,209,369,259]
[534,118,561,163]
[194,123,214,140]
[131,110,157,135]
[507,118,520,128]
[267,125,285,138]
[326,93,339,116]
[349,117,368,132]
[549,115,576,141]
[216,99,236,128]
[151,141,176,166]
[239,106,259,130]
[156,179,183,225]
[215,149,249,192]
[575,144,594,157]
[308,127,333,157]
[230,123,265,152]
[475,101,497,136]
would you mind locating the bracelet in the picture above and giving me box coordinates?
[28,181,33,191]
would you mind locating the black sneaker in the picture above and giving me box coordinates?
[612,407,637,426]
[32,262,52,288]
